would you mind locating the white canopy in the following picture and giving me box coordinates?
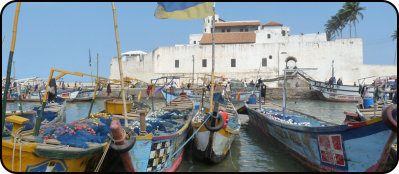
[122,50,147,56]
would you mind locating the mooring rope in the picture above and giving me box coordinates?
[169,113,212,159]
[94,127,127,172]
[94,137,112,172]
[11,126,24,172]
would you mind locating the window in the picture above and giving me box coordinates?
[267,34,271,39]
[193,41,196,44]
[240,29,243,32]
[231,58,236,67]
[269,55,272,59]
[262,58,267,67]
[204,28,206,32]
[227,29,230,32]
[282,30,286,36]
[175,60,179,68]
[202,59,207,67]
[245,28,248,32]
[222,29,225,32]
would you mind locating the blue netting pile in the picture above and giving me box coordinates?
[38,113,113,148]
[130,110,187,136]
[226,116,240,130]
[257,108,330,127]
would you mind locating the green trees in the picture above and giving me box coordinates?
[325,2,365,40]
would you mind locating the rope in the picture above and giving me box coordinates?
[94,127,127,172]
[94,136,112,172]
[107,128,126,143]
[229,146,237,170]
[169,113,212,159]
[11,126,24,172]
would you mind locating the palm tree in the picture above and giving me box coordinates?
[343,2,365,37]
[392,30,397,64]
[337,9,349,38]
[325,18,338,40]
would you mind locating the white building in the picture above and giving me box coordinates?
[110,14,397,86]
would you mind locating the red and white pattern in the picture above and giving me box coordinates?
[318,134,345,166]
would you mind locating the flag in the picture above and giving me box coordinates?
[89,48,92,67]
[154,2,214,20]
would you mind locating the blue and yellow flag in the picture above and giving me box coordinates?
[154,2,214,19]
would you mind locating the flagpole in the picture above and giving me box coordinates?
[209,2,216,113]
[2,2,21,132]
[111,2,128,126]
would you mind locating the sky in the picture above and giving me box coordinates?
[1,2,398,82]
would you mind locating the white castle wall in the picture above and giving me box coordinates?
[110,37,396,86]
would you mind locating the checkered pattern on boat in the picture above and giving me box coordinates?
[146,140,171,172]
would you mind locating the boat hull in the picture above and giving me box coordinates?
[309,80,374,102]
[1,140,105,172]
[127,95,195,172]
[191,101,240,163]
[245,105,395,172]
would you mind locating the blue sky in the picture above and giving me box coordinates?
[1,2,397,82]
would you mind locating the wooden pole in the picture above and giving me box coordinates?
[209,4,216,113]
[111,2,129,126]
[2,2,21,132]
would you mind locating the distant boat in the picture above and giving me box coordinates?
[309,79,374,102]
[74,89,101,101]
[161,88,202,109]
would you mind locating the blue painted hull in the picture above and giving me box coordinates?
[127,95,196,172]
[245,104,395,172]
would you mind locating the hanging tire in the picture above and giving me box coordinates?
[110,126,136,153]
[204,114,224,132]
[382,105,397,132]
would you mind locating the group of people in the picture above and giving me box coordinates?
[328,76,343,86]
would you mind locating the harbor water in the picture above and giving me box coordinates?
[4,98,391,172]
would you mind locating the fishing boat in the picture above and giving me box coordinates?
[191,93,241,163]
[74,89,101,101]
[243,64,396,172]
[106,94,196,172]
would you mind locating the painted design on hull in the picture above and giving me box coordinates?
[25,159,68,172]
[245,105,394,172]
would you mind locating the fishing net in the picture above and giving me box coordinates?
[38,113,113,148]
[258,108,330,127]
[130,110,188,136]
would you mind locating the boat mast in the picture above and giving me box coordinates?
[208,2,216,113]
[89,48,93,88]
[2,2,21,132]
[111,2,128,126]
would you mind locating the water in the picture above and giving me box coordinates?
[2,98,368,172]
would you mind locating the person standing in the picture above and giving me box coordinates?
[107,83,112,96]
[225,81,231,99]
[257,78,263,90]
[261,83,267,103]
[243,80,247,88]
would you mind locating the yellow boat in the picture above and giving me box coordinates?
[191,93,241,163]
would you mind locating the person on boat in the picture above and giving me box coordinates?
[354,82,357,86]
[261,83,267,103]
[187,83,191,89]
[218,108,229,129]
[226,81,231,93]
[73,81,77,90]
[243,80,247,88]
[337,78,342,85]
[257,78,263,90]
[61,81,66,90]
[34,83,38,92]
